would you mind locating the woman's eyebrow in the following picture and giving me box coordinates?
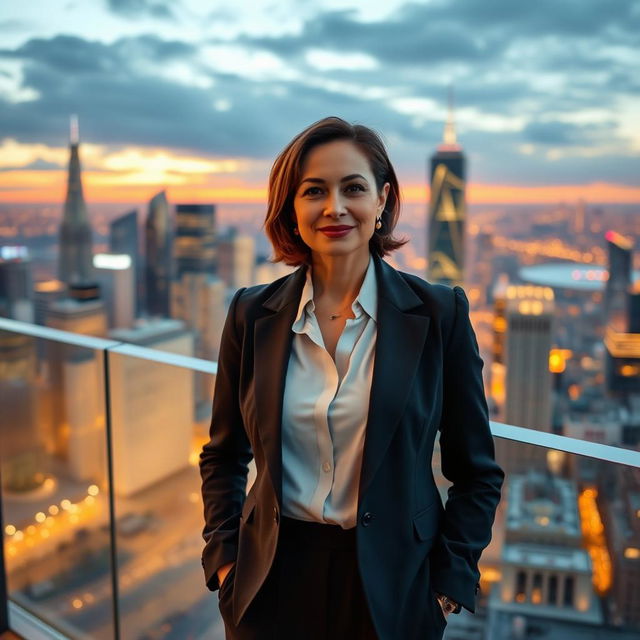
[299,173,367,186]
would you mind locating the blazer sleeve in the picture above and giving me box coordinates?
[199,286,253,591]
[430,285,505,613]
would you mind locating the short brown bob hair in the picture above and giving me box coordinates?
[264,116,407,266]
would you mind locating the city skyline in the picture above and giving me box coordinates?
[1,0,639,205]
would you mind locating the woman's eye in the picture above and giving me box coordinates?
[303,187,322,196]
[346,183,366,192]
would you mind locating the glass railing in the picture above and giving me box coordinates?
[1,317,640,640]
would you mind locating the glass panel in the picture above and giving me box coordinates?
[1,329,115,639]
[432,436,640,639]
[107,351,227,639]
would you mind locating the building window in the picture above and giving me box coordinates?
[515,570,527,603]
[563,576,574,607]
[532,573,543,604]
[548,574,558,605]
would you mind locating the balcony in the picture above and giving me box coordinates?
[1,317,640,640]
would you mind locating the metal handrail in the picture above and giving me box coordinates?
[491,420,640,468]
[0,317,638,467]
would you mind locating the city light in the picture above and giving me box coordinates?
[578,488,612,595]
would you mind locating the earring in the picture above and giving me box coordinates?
[293,226,299,235]
[375,216,382,230]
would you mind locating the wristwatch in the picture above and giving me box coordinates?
[436,593,461,615]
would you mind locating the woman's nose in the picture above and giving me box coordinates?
[324,189,347,216]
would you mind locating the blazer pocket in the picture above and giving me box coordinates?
[218,562,236,600]
[413,501,438,542]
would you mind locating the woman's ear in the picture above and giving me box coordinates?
[378,182,391,212]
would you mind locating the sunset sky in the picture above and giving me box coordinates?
[1,0,639,205]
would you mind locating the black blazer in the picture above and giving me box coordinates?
[199,252,504,639]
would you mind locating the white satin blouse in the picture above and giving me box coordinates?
[281,254,377,529]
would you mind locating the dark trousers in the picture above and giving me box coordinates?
[218,516,378,640]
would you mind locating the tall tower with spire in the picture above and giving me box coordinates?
[58,115,94,286]
[427,88,466,287]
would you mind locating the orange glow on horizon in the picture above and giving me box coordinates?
[1,169,640,205]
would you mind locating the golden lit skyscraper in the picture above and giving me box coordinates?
[497,285,555,474]
[427,89,466,287]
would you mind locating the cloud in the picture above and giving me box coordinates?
[238,8,506,66]
[0,158,62,172]
[0,34,429,162]
[105,0,175,20]
[0,0,638,191]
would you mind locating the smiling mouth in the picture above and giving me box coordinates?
[318,225,354,238]
[317,225,355,231]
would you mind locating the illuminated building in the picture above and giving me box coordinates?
[487,472,602,636]
[600,464,640,629]
[33,279,66,327]
[110,209,142,316]
[603,234,640,399]
[145,191,173,318]
[109,319,194,496]
[57,115,94,287]
[426,89,466,287]
[0,326,40,493]
[171,272,225,417]
[46,284,107,338]
[490,275,509,419]
[93,253,135,329]
[498,286,555,473]
[45,284,108,480]
[604,327,640,395]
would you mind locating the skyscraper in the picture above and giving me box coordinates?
[110,209,141,316]
[217,227,256,289]
[0,245,34,322]
[145,191,173,317]
[604,230,633,333]
[603,232,640,397]
[93,253,135,329]
[57,115,94,286]
[109,319,194,496]
[171,203,220,417]
[45,284,107,480]
[497,285,555,473]
[174,204,217,277]
[427,89,466,287]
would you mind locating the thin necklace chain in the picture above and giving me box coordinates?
[315,299,354,320]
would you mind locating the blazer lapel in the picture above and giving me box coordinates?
[253,264,307,505]
[358,255,431,498]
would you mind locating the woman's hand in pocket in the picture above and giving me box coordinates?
[217,562,235,590]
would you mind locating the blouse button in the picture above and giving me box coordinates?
[322,461,332,472]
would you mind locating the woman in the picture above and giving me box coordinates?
[199,116,504,640]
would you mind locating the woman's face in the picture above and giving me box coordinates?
[293,139,390,261]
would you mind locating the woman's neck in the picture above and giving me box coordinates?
[309,249,370,303]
